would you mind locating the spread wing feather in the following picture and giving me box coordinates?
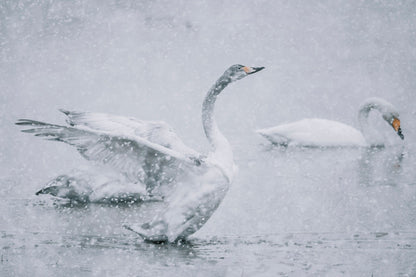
[16,116,203,190]
[59,109,200,158]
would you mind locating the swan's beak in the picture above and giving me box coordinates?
[392,118,404,140]
[243,66,265,75]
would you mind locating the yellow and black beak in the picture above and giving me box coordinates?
[392,118,404,140]
[242,66,265,75]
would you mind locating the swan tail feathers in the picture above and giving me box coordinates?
[256,129,290,146]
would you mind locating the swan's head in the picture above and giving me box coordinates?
[383,112,404,140]
[224,64,265,82]
[359,97,404,140]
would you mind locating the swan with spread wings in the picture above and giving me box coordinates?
[17,64,264,242]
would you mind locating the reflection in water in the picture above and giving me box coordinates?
[358,146,405,186]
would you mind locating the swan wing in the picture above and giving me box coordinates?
[16,119,203,187]
[59,109,200,158]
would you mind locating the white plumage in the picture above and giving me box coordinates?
[257,97,403,148]
[17,64,264,242]
[257,118,366,147]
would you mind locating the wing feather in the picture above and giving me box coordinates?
[16,118,203,189]
[59,110,200,158]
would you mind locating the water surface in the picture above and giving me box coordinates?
[2,144,416,276]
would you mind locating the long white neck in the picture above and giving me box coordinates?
[202,75,234,180]
[357,97,394,140]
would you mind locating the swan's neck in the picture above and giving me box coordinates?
[202,76,234,181]
[358,102,377,132]
[358,98,392,142]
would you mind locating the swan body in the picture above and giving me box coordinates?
[125,164,229,242]
[17,64,264,242]
[257,97,403,147]
[257,118,366,147]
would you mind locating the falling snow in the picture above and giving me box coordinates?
[1,0,416,276]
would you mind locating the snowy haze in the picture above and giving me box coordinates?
[2,0,415,178]
[1,1,416,275]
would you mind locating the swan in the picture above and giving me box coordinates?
[256,97,404,148]
[16,64,264,242]
[35,170,151,204]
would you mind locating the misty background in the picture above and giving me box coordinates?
[1,1,416,275]
[1,0,415,181]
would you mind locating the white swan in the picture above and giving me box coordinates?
[35,170,150,204]
[256,97,404,148]
[17,64,264,242]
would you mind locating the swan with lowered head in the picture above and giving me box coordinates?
[256,97,404,147]
[17,64,264,242]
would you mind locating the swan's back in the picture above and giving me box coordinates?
[257,118,366,147]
